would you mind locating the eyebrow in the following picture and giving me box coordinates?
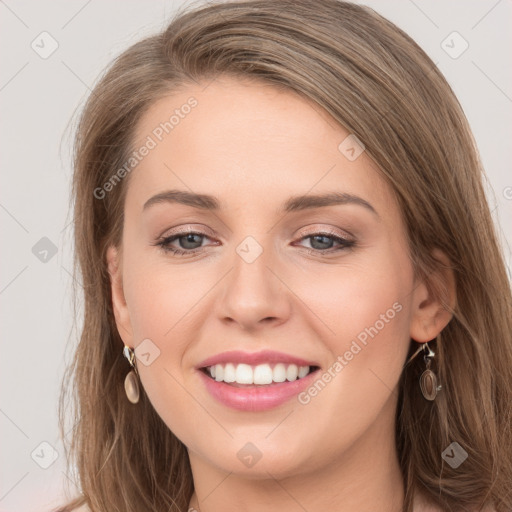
[142,189,379,217]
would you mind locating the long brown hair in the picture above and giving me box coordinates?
[56,1,512,510]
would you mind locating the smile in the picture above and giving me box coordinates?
[203,362,315,385]
[196,350,321,411]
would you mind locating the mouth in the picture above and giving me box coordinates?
[197,360,321,411]
[195,349,322,411]
[200,362,321,387]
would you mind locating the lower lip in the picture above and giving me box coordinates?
[197,369,319,411]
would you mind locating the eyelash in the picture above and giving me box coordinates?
[154,229,355,256]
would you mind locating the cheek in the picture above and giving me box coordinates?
[122,244,203,343]
[121,259,203,443]
[293,246,413,356]
[292,248,413,414]
[120,243,216,393]
[312,261,412,409]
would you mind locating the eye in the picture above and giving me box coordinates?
[294,230,355,253]
[155,231,213,256]
[153,228,355,257]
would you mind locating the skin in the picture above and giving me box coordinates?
[107,76,455,512]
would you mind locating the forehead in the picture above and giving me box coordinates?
[126,76,394,218]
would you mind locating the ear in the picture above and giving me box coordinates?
[106,245,134,346]
[409,248,457,343]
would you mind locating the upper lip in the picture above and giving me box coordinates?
[196,350,319,369]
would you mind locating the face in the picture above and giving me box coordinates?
[108,76,450,481]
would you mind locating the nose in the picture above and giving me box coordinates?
[217,238,291,332]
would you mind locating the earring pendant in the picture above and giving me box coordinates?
[419,344,442,401]
[124,369,140,404]
[420,368,439,401]
[123,345,140,404]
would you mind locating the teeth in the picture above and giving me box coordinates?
[214,364,224,382]
[236,363,253,384]
[205,362,313,385]
[298,366,309,378]
[273,363,287,383]
[286,364,298,381]
[252,364,271,384]
[223,363,236,383]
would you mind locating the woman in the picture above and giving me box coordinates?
[56,0,512,511]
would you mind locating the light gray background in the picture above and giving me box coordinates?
[1,1,510,510]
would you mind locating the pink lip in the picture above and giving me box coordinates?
[195,350,319,369]
[197,368,320,412]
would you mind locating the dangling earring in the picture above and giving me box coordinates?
[123,345,140,404]
[406,341,442,401]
